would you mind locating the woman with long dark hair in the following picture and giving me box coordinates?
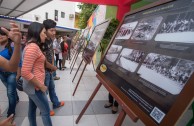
[21,22,52,126]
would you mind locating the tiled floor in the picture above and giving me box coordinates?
[0,55,192,126]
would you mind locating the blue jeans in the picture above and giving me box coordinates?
[45,71,60,108]
[52,59,57,77]
[0,72,19,117]
[28,90,52,126]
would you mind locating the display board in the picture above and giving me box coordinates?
[97,0,194,125]
[82,19,111,64]
[75,27,90,52]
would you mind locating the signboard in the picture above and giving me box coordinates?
[97,0,194,125]
[75,27,90,52]
[83,19,111,64]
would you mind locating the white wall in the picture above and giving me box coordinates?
[19,0,76,28]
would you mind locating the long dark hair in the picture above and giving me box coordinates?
[0,27,13,55]
[27,22,45,51]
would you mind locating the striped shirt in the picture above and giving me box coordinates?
[21,43,46,90]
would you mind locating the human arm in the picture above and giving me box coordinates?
[0,114,16,126]
[45,60,57,72]
[0,22,21,72]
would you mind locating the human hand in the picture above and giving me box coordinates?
[40,85,47,93]
[1,21,21,45]
[52,66,57,71]
[0,114,16,126]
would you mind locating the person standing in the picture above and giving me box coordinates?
[0,28,21,118]
[43,19,64,116]
[104,93,119,114]
[0,22,21,126]
[21,22,52,126]
[66,34,72,60]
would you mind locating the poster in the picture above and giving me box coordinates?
[98,0,194,124]
[82,19,110,63]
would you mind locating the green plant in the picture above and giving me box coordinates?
[77,3,97,29]
[98,18,119,56]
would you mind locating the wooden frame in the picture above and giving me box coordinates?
[96,0,194,125]
[72,19,111,96]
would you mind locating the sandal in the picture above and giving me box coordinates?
[104,102,113,108]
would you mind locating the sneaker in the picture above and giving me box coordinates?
[50,110,55,116]
[53,76,60,80]
[104,102,113,108]
[54,101,65,109]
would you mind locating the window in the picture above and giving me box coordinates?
[45,12,48,19]
[54,10,58,21]
[35,15,39,21]
[61,12,65,18]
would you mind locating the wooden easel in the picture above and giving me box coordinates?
[75,74,139,125]
[72,59,88,96]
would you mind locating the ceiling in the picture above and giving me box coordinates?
[0,0,51,17]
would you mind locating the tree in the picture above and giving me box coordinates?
[77,3,97,29]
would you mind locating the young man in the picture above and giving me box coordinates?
[43,19,64,116]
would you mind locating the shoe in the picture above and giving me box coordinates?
[112,106,118,114]
[104,102,113,108]
[54,101,65,109]
[50,110,55,116]
[53,76,60,80]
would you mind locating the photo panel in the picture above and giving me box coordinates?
[137,53,194,95]
[131,16,163,41]
[105,44,123,63]
[116,48,145,72]
[115,21,138,40]
[155,11,194,43]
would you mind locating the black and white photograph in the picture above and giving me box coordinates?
[115,21,138,40]
[86,21,109,51]
[137,53,194,95]
[131,16,163,41]
[116,48,145,72]
[155,11,194,43]
[105,44,123,63]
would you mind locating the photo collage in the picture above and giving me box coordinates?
[100,0,194,124]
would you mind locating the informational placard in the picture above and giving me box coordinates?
[75,27,90,52]
[82,19,111,64]
[97,0,194,125]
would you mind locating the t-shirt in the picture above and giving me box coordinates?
[42,39,53,64]
[21,43,46,90]
[0,46,22,71]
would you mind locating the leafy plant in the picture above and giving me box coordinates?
[77,3,97,29]
[99,18,119,56]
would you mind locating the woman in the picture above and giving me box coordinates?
[0,23,21,126]
[0,28,21,118]
[21,22,52,126]
[61,36,68,69]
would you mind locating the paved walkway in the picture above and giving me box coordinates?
[0,55,192,126]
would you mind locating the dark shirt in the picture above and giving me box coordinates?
[43,39,53,64]
[67,37,72,50]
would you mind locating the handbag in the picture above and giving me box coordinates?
[16,76,23,91]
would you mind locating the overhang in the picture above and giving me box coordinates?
[0,0,51,17]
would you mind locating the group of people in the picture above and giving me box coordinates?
[53,34,71,70]
[0,19,69,126]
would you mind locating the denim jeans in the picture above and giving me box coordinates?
[0,72,19,117]
[52,59,57,77]
[28,90,52,126]
[45,71,60,108]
